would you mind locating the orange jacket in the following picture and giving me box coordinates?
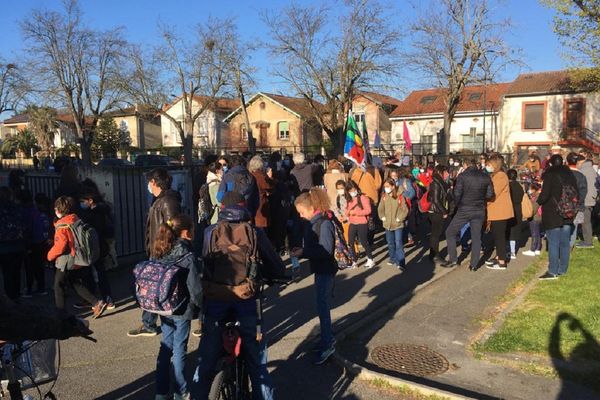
[47,214,78,263]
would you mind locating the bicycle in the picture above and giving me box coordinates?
[207,278,290,400]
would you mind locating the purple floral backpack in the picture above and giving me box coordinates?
[133,254,192,316]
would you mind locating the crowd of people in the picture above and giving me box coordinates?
[0,147,599,399]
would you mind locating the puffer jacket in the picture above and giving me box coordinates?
[427,175,449,215]
[217,165,259,217]
[578,160,597,207]
[157,239,203,320]
[453,167,494,216]
[377,193,408,230]
[346,194,371,225]
[145,189,181,256]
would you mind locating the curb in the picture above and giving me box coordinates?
[331,263,477,400]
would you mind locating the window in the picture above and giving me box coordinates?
[420,135,434,154]
[469,92,482,101]
[420,96,437,105]
[470,127,477,136]
[278,121,289,140]
[354,113,365,134]
[523,102,546,130]
[241,124,248,140]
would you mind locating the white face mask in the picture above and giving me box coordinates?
[349,191,358,198]
[337,189,345,195]
[55,212,63,219]
[485,166,494,173]
[147,183,154,195]
[384,187,392,194]
[332,169,340,174]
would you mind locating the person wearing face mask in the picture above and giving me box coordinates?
[427,165,451,265]
[344,181,375,268]
[522,182,543,256]
[484,154,514,270]
[79,187,115,310]
[324,160,347,208]
[128,168,182,338]
[48,196,106,318]
[378,178,408,270]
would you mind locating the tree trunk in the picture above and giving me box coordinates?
[79,137,92,166]
[183,135,193,166]
[239,91,255,153]
[442,114,452,156]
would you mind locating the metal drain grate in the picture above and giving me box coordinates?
[370,344,449,376]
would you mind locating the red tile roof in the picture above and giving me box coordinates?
[2,114,29,125]
[356,91,403,107]
[225,92,325,121]
[505,70,590,96]
[390,83,511,118]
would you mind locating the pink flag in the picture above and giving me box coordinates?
[403,121,412,151]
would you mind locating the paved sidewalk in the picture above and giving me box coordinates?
[21,233,452,399]
[339,251,600,400]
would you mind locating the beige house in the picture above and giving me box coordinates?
[351,91,403,147]
[223,92,324,152]
[1,112,78,148]
[105,106,162,150]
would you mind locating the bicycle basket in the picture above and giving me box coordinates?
[2,340,58,389]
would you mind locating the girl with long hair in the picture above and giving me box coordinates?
[344,181,375,268]
[378,178,409,270]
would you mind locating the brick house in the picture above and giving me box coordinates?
[351,91,403,146]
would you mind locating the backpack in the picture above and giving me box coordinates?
[232,172,253,202]
[0,203,23,242]
[31,209,50,244]
[318,211,357,270]
[133,254,192,316]
[418,190,431,213]
[197,183,214,222]
[56,220,100,267]
[521,192,534,221]
[556,184,579,219]
[202,221,259,301]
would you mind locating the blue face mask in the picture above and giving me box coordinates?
[222,166,228,173]
[80,201,89,210]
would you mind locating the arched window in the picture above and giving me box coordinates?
[278,121,289,140]
[241,123,248,140]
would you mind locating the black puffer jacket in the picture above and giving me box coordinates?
[145,189,181,256]
[538,165,578,230]
[453,166,494,216]
[427,175,449,215]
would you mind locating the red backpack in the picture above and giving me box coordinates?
[418,191,431,213]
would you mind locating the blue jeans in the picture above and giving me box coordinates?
[529,221,542,251]
[460,224,471,250]
[546,225,572,275]
[384,228,404,266]
[193,302,273,400]
[142,310,158,331]
[315,273,335,350]
[156,316,191,397]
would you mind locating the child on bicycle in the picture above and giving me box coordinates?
[291,188,337,365]
[151,214,202,400]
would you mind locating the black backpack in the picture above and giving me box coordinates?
[232,172,254,202]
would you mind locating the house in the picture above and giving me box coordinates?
[223,92,325,152]
[104,105,162,150]
[1,112,78,149]
[351,91,403,146]
[161,96,239,150]
[389,83,510,155]
[499,70,600,163]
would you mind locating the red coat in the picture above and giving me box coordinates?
[47,213,79,267]
[252,170,274,228]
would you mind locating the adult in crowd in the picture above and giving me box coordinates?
[566,152,588,248]
[507,169,524,260]
[248,155,274,230]
[128,168,181,338]
[217,154,259,217]
[323,160,347,208]
[313,154,326,187]
[523,152,541,176]
[0,187,25,300]
[54,163,80,201]
[445,159,494,270]
[577,154,597,248]
[485,154,514,270]
[427,165,451,265]
[290,152,318,194]
[79,187,115,309]
[537,154,579,280]
[345,181,375,268]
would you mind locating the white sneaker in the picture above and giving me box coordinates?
[522,250,536,257]
[510,253,517,260]
[534,250,541,255]
[365,258,376,269]
[351,262,359,269]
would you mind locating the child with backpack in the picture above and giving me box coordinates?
[378,178,408,270]
[47,196,106,319]
[291,188,338,365]
[523,182,543,257]
[149,214,202,400]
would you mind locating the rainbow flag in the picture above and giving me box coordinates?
[344,113,365,168]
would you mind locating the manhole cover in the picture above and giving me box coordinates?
[370,344,449,376]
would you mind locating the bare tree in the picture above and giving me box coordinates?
[407,0,520,155]
[0,60,27,115]
[118,19,232,163]
[26,105,57,156]
[263,0,402,153]
[21,0,125,165]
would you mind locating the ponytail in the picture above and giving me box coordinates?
[150,214,194,260]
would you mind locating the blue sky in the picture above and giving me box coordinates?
[1,0,565,101]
